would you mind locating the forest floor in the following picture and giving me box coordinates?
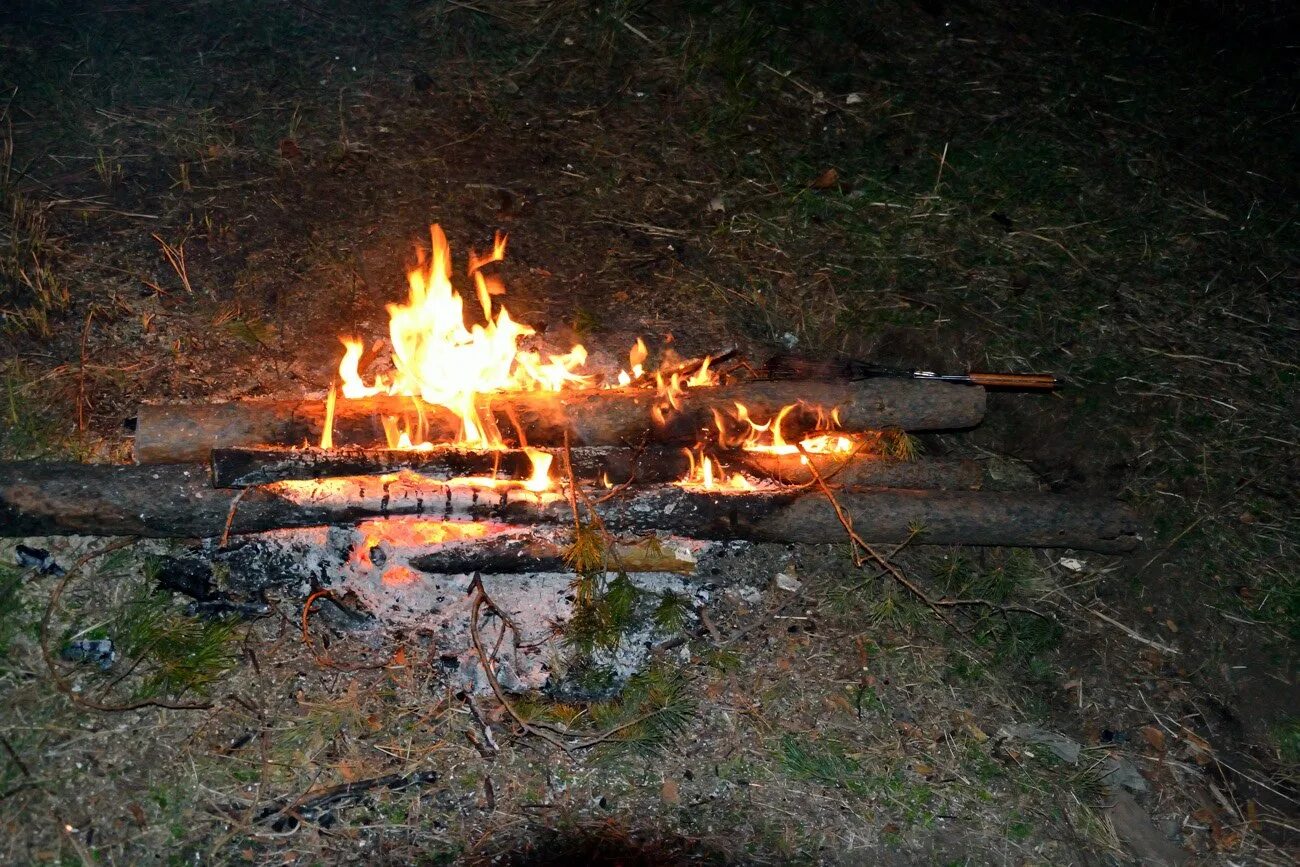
[0,1,1296,864]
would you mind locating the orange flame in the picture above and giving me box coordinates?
[676,446,752,491]
[715,402,856,461]
[522,448,554,493]
[320,382,337,449]
[336,225,590,449]
[617,337,648,386]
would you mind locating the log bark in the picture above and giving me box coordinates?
[0,462,1138,552]
[210,444,987,490]
[134,378,986,463]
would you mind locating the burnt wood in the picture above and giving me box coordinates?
[133,378,987,463]
[0,462,1138,552]
[210,444,988,490]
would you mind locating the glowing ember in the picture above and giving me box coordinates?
[335,225,591,449]
[349,518,495,568]
[355,518,494,548]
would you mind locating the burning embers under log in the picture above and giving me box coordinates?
[1,224,1127,694]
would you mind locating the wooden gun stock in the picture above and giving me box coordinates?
[967,372,1058,391]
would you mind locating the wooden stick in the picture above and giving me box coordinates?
[0,462,1140,552]
[133,377,987,463]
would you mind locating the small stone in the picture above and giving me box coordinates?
[774,573,801,592]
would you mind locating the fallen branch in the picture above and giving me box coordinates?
[251,770,440,831]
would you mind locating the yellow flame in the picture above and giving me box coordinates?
[676,446,752,491]
[523,448,553,493]
[686,355,712,387]
[334,225,591,449]
[617,337,648,386]
[320,383,337,450]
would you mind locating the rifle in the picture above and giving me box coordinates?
[763,354,1058,391]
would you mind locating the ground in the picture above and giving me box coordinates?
[1,0,1297,863]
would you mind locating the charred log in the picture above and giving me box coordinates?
[0,462,1138,552]
[211,444,988,490]
[134,378,987,463]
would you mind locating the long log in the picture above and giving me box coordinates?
[0,462,1138,551]
[134,378,986,463]
[210,444,987,490]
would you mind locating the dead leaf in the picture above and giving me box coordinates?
[661,778,680,804]
[279,139,303,160]
[1211,828,1242,851]
[127,802,146,827]
[809,167,839,189]
[337,760,361,783]
[1181,728,1213,763]
[895,721,923,740]
[1138,725,1166,752]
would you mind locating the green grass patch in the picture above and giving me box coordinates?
[107,583,241,699]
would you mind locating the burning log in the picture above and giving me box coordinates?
[0,462,1138,552]
[133,378,986,463]
[210,444,988,490]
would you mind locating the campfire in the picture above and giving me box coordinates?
[0,224,1138,692]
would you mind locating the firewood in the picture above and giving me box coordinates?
[133,378,987,463]
[0,462,1138,552]
[409,535,699,575]
[210,444,987,490]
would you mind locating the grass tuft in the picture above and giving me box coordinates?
[0,122,66,336]
[109,584,240,699]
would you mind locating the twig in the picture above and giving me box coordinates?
[466,576,667,752]
[152,233,193,293]
[219,488,247,548]
[251,770,439,829]
[76,307,96,434]
[40,540,213,712]
[795,443,960,630]
[932,141,949,195]
[463,694,499,758]
[300,589,389,672]
[758,63,872,130]
[0,735,30,779]
[1083,605,1179,655]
